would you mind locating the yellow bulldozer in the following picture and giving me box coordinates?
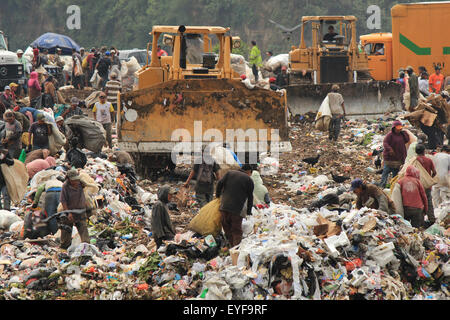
[118,26,290,177]
[287,16,402,117]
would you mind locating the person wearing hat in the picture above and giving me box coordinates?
[269,77,280,91]
[16,49,28,73]
[56,116,66,136]
[1,110,23,159]
[105,72,122,121]
[351,178,395,214]
[406,66,419,109]
[216,164,254,247]
[0,148,15,211]
[28,112,52,151]
[379,120,410,188]
[151,185,176,248]
[8,83,19,102]
[61,97,83,120]
[0,86,15,111]
[93,92,115,149]
[327,84,346,141]
[429,65,444,94]
[276,66,289,88]
[15,105,42,124]
[59,169,90,249]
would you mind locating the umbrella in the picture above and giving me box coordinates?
[30,33,81,55]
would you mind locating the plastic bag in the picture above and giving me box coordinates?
[391,183,404,217]
[48,122,67,155]
[188,198,222,237]
[0,210,22,230]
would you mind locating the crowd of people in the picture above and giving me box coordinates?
[11,45,124,108]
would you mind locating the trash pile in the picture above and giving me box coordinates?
[0,112,448,300]
[192,203,449,300]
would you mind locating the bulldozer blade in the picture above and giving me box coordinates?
[119,79,289,154]
[286,81,403,118]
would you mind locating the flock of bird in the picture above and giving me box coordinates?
[300,147,384,185]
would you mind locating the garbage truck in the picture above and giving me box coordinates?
[360,2,450,82]
[118,26,290,177]
[0,31,25,90]
[287,16,402,117]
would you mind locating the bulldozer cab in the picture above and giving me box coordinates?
[137,26,241,90]
[289,16,369,84]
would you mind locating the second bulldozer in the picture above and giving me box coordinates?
[287,16,402,117]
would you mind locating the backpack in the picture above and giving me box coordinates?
[197,163,214,184]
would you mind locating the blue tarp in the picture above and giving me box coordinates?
[30,33,81,55]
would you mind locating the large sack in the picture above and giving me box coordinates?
[315,116,331,132]
[65,115,106,153]
[1,160,29,205]
[48,122,67,155]
[85,91,103,108]
[398,157,438,189]
[315,96,331,132]
[420,109,438,126]
[403,128,417,151]
[391,184,404,217]
[79,171,100,213]
[210,145,241,179]
[29,169,60,190]
[265,54,289,72]
[188,198,222,237]
[125,57,141,75]
[0,210,22,230]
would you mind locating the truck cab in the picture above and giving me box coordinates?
[360,33,393,81]
[0,31,25,90]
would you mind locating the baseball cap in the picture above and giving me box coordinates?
[105,51,111,56]
[4,86,10,90]
[281,66,287,71]
[9,83,18,88]
[240,74,247,80]
[56,116,64,122]
[36,113,45,121]
[66,169,81,181]
[350,178,364,191]
[16,49,23,54]
[392,120,403,127]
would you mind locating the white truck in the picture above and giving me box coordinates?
[0,31,25,90]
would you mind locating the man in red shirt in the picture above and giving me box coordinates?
[398,165,428,228]
[429,65,444,94]
[415,144,436,226]
[157,45,168,57]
